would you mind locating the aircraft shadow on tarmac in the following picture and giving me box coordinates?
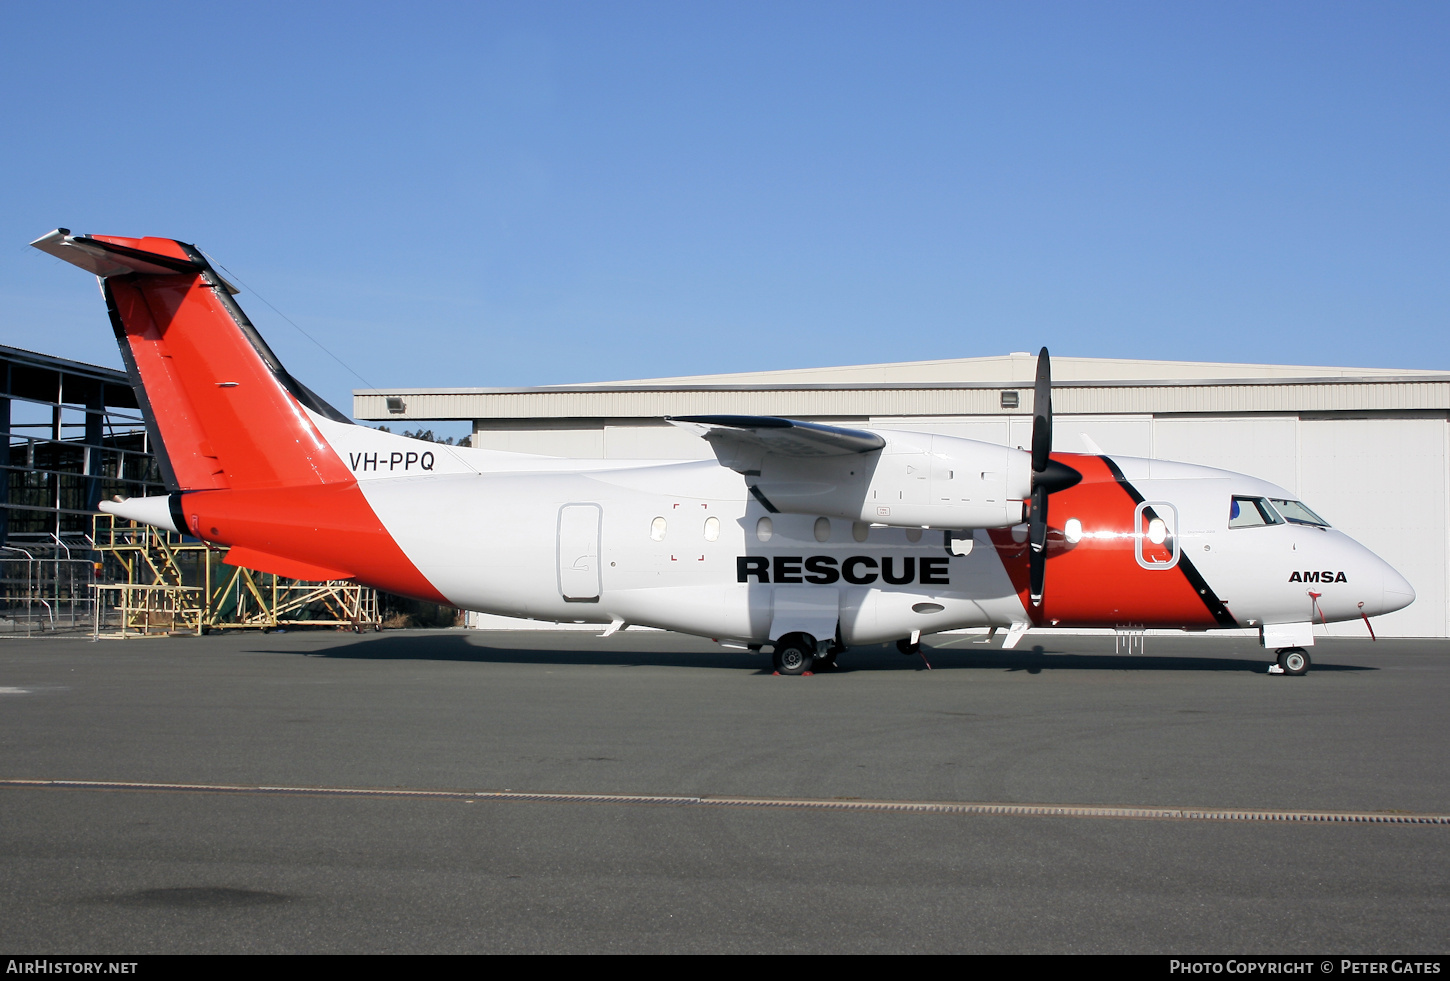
[253,633,1375,675]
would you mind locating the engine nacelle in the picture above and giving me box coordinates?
[754,430,1031,529]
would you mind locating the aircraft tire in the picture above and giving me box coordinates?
[814,649,840,670]
[1277,647,1311,676]
[896,638,920,656]
[772,634,815,676]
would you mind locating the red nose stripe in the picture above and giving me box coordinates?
[987,454,1223,628]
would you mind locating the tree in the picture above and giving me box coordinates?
[373,425,469,447]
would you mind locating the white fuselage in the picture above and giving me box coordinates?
[317,416,1414,645]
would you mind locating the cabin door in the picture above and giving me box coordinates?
[557,504,602,602]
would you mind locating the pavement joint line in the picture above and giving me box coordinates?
[3,778,1448,825]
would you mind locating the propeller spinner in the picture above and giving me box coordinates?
[1027,347,1082,605]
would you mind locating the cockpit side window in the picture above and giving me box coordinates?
[1229,496,1283,529]
[1269,499,1330,528]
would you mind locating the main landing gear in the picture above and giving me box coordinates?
[771,633,850,675]
[771,633,816,676]
[814,641,846,671]
[1269,647,1311,676]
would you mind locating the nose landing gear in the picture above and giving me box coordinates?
[1269,647,1311,676]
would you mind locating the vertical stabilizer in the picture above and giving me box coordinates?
[31,229,453,604]
[32,229,352,492]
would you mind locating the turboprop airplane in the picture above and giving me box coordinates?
[31,229,1415,676]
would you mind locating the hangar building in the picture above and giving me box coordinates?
[355,354,1450,639]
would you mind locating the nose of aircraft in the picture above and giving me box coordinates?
[1333,532,1415,619]
[1380,562,1416,616]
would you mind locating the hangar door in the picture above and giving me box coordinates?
[557,504,602,602]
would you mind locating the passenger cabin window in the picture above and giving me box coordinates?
[1269,499,1330,528]
[1228,497,1282,529]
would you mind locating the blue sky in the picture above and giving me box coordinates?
[1,1,1446,427]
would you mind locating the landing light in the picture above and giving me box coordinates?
[1147,518,1168,545]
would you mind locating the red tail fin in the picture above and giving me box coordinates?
[32,229,453,603]
[33,229,351,492]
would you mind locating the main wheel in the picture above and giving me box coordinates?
[814,649,840,670]
[1277,647,1311,676]
[772,634,815,676]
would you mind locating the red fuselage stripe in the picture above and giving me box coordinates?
[987,454,1234,628]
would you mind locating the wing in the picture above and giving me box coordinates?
[668,415,884,472]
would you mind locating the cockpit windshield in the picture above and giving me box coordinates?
[1269,499,1330,528]
[1229,496,1283,529]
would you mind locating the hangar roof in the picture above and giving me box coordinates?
[549,354,1450,387]
[354,354,1450,422]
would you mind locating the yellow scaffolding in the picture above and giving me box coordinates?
[91,513,381,637]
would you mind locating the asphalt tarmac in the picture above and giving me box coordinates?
[0,628,1445,954]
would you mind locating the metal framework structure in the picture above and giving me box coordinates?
[0,344,163,634]
[0,344,381,637]
[91,516,381,637]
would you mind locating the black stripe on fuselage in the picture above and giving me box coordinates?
[1098,455,1239,627]
[748,484,780,513]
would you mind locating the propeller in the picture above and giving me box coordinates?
[1027,347,1082,606]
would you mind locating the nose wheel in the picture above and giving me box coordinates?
[1270,647,1311,676]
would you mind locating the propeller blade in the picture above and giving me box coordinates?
[1029,484,1048,605]
[1031,346,1052,474]
[1025,346,1078,606]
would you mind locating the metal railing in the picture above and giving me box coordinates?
[90,582,204,637]
[89,514,381,638]
[0,537,98,635]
